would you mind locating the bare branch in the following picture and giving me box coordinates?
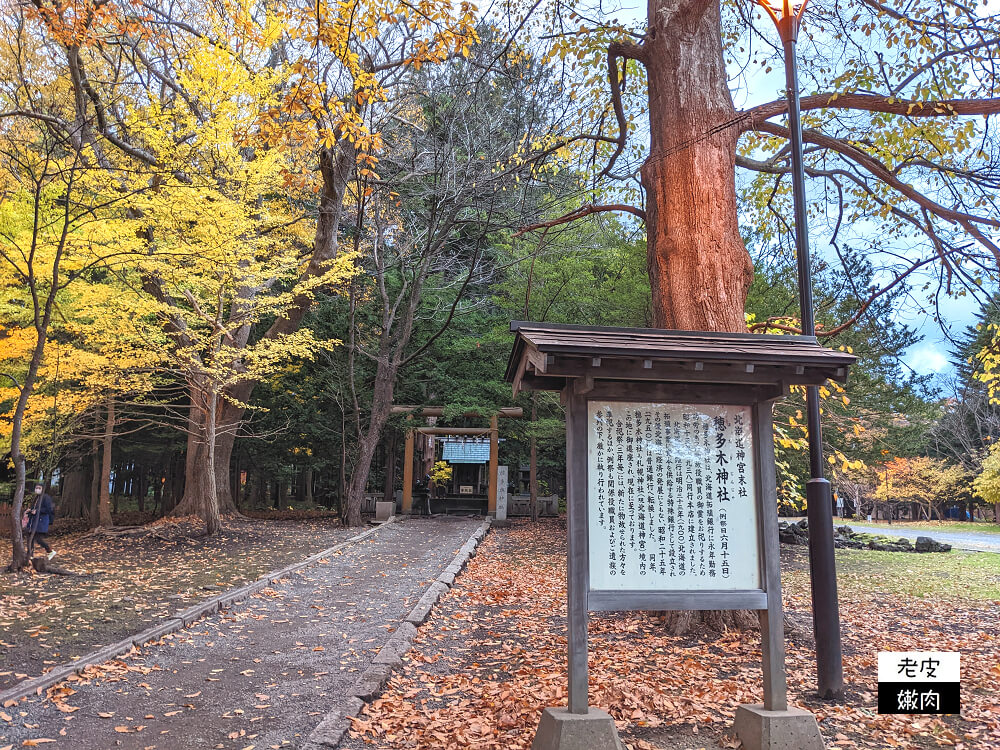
[600,40,647,178]
[748,254,943,337]
[742,93,1000,129]
[0,109,70,128]
[0,372,22,392]
[750,121,1000,263]
[514,203,646,237]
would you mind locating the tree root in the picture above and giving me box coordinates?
[87,526,148,537]
[30,556,89,576]
[658,608,759,636]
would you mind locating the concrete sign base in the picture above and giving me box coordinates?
[531,707,624,750]
[733,704,825,750]
[375,502,395,523]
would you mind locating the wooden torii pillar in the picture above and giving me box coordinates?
[488,414,499,513]
[392,407,522,515]
[402,421,415,514]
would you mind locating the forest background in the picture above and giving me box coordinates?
[2,0,1000,573]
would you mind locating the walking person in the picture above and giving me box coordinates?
[25,485,56,559]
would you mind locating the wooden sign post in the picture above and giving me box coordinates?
[505,322,854,750]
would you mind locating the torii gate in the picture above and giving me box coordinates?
[390,406,523,515]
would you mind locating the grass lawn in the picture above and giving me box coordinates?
[837,519,1000,535]
[0,516,354,692]
[786,547,1000,601]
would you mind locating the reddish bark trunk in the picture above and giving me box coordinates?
[642,0,753,333]
[639,0,755,632]
[59,465,90,519]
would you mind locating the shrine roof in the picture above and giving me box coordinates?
[505,321,856,394]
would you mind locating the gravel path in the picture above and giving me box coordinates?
[0,516,480,750]
[0,517,360,691]
[837,522,1000,553]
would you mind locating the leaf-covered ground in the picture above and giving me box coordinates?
[0,516,356,691]
[0,517,481,749]
[345,520,1000,750]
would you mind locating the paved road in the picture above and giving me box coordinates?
[834,522,1000,554]
[0,516,480,750]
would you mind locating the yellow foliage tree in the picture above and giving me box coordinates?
[875,456,968,522]
[112,38,357,533]
[11,0,482,528]
[972,443,1000,523]
[0,117,141,566]
[429,460,453,493]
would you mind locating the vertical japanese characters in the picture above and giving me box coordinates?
[588,401,759,591]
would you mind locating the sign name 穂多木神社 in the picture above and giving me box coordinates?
[504,322,856,749]
[587,401,760,593]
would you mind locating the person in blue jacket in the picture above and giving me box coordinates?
[26,485,56,559]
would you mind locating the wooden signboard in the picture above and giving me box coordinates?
[505,322,855,741]
[561,390,783,714]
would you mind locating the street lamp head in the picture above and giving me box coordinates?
[756,0,808,43]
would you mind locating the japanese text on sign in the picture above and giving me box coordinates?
[588,401,760,592]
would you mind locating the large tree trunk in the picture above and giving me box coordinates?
[639,0,754,631]
[170,395,238,522]
[304,466,315,505]
[180,443,216,521]
[59,464,90,518]
[642,0,753,332]
[96,398,114,527]
[661,608,759,635]
[345,361,397,526]
[211,400,242,514]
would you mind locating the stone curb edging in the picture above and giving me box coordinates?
[0,518,395,707]
[301,516,493,750]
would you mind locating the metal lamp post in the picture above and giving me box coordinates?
[755,0,844,700]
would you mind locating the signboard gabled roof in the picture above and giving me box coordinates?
[505,321,856,394]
